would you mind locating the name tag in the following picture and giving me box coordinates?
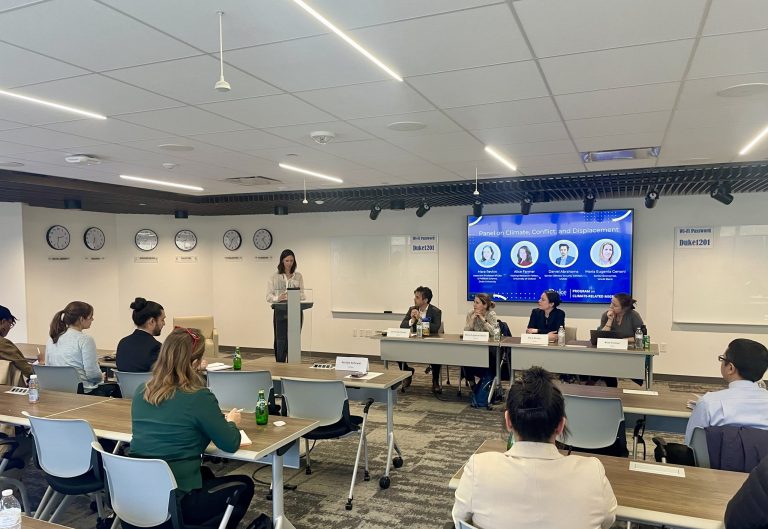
[386,328,410,338]
[597,338,628,350]
[463,331,489,342]
[520,333,549,346]
[335,356,368,373]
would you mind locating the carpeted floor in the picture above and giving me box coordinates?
[11,358,724,529]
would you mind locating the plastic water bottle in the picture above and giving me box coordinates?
[255,389,268,426]
[557,326,565,346]
[233,347,242,371]
[28,375,39,404]
[634,327,644,350]
[421,317,431,337]
[493,322,501,343]
[0,489,21,529]
[416,319,423,338]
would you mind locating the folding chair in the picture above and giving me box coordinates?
[32,365,83,393]
[114,371,151,400]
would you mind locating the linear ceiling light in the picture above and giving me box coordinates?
[0,90,106,120]
[739,123,768,156]
[484,146,517,172]
[120,175,203,192]
[278,162,343,184]
[291,0,403,82]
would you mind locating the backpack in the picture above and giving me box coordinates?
[471,374,494,409]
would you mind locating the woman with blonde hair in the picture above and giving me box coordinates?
[130,327,254,529]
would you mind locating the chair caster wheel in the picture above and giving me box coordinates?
[392,456,403,468]
[379,476,390,489]
[266,493,273,501]
[305,467,312,475]
[364,471,370,481]
[345,500,353,511]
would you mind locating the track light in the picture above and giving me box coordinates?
[369,203,381,220]
[214,11,231,92]
[583,191,596,213]
[710,183,733,205]
[416,202,431,218]
[644,189,659,209]
[174,210,188,219]
[274,206,289,215]
[472,200,483,218]
[521,195,533,216]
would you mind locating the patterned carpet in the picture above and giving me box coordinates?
[10,359,724,529]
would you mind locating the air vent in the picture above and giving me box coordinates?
[223,176,282,186]
[581,147,660,163]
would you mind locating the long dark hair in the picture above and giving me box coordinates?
[130,297,164,327]
[506,366,566,443]
[613,293,636,311]
[518,245,532,264]
[277,249,297,274]
[49,301,93,344]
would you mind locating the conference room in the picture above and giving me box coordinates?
[1,1,768,529]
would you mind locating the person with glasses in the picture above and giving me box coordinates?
[116,297,165,373]
[0,305,33,379]
[684,338,768,445]
[130,327,254,529]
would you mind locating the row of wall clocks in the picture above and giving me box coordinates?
[45,225,273,253]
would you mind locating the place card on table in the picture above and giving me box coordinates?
[623,389,659,396]
[386,328,410,338]
[629,461,685,477]
[335,356,368,373]
[520,333,549,346]
[463,331,489,342]
[597,338,629,350]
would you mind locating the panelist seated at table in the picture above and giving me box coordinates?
[0,305,34,380]
[598,293,644,341]
[462,294,498,391]
[398,286,443,393]
[452,366,617,529]
[45,301,121,398]
[115,297,165,373]
[526,290,566,340]
[129,327,254,529]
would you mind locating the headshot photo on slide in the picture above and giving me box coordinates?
[511,241,538,269]
[550,239,578,268]
[591,239,620,268]
[474,241,501,268]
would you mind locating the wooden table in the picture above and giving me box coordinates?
[0,386,317,529]
[450,439,746,529]
[243,357,410,489]
[16,343,116,364]
[23,516,71,529]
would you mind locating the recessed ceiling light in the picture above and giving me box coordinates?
[387,121,427,132]
[716,83,768,98]
[0,161,24,167]
[0,89,106,120]
[314,200,325,205]
[484,146,517,171]
[158,144,194,152]
[278,162,343,184]
[739,123,768,156]
[138,203,147,206]
[120,174,203,192]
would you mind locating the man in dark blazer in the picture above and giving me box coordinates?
[725,454,768,528]
[116,298,165,373]
[399,286,443,393]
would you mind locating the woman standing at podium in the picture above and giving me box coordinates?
[266,249,304,362]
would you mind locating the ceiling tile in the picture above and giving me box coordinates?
[298,81,434,119]
[678,73,768,109]
[0,127,104,150]
[263,121,373,146]
[348,111,463,139]
[378,161,460,181]
[0,1,50,11]
[0,96,89,126]
[308,0,500,28]
[540,40,694,95]
[408,61,549,108]
[513,151,583,167]
[566,111,671,138]
[688,31,768,79]
[515,0,706,57]
[43,119,173,143]
[518,162,586,176]
[574,131,663,152]
[445,98,560,130]
[555,83,680,120]
[320,139,424,166]
[0,119,24,131]
[703,0,768,36]
[0,139,46,155]
[471,122,570,145]
[200,94,335,128]
[0,42,87,88]
[494,139,577,158]
[190,129,297,151]
[0,0,199,70]
[349,4,531,77]
[671,100,768,130]
[387,131,485,163]
[117,107,248,136]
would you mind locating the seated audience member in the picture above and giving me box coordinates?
[452,366,617,529]
[462,294,498,391]
[724,454,768,529]
[130,327,254,529]
[685,338,768,445]
[45,301,120,397]
[526,290,566,340]
[399,286,443,392]
[116,297,165,372]
[0,305,34,379]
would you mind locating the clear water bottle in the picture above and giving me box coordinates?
[0,489,21,529]
[28,375,39,404]
[557,326,566,346]
[255,389,268,426]
[492,322,501,343]
[416,319,423,338]
[634,327,644,350]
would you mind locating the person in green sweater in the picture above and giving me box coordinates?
[130,327,254,529]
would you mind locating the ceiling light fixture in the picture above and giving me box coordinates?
[484,146,517,171]
[473,167,480,196]
[583,191,596,213]
[278,162,343,184]
[302,178,308,204]
[710,183,734,205]
[738,123,768,156]
[472,200,483,217]
[369,203,381,220]
[387,121,426,132]
[521,194,533,215]
[0,89,106,120]
[158,144,194,152]
[120,174,204,192]
[214,11,231,92]
[644,189,659,209]
[291,0,403,82]
[416,201,431,218]
[717,83,768,98]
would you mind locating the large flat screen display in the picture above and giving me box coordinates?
[467,209,633,304]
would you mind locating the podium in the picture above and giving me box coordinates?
[270,288,313,363]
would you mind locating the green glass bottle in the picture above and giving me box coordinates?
[233,346,242,371]
[255,389,268,425]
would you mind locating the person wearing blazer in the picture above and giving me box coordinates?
[399,286,442,393]
[555,243,576,266]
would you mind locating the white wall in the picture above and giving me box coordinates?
[14,194,768,378]
[0,203,28,342]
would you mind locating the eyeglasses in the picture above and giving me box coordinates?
[718,354,732,365]
[174,326,201,350]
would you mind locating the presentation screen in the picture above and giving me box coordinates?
[467,209,633,304]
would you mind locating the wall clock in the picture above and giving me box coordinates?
[83,227,105,251]
[253,228,273,250]
[175,229,198,252]
[46,225,70,250]
[223,229,242,251]
[135,229,159,252]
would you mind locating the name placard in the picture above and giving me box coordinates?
[386,328,410,338]
[597,338,629,350]
[175,256,198,263]
[463,331,489,342]
[335,356,368,373]
[520,333,549,346]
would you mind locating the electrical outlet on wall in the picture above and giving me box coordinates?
[659,343,667,354]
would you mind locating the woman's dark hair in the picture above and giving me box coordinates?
[49,301,94,344]
[277,249,297,274]
[474,293,496,311]
[543,290,561,308]
[517,245,532,264]
[506,366,566,442]
[613,293,636,311]
[130,297,164,327]
[481,245,495,261]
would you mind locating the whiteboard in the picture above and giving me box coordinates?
[673,225,768,325]
[330,235,439,313]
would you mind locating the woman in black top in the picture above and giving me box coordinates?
[526,290,565,341]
